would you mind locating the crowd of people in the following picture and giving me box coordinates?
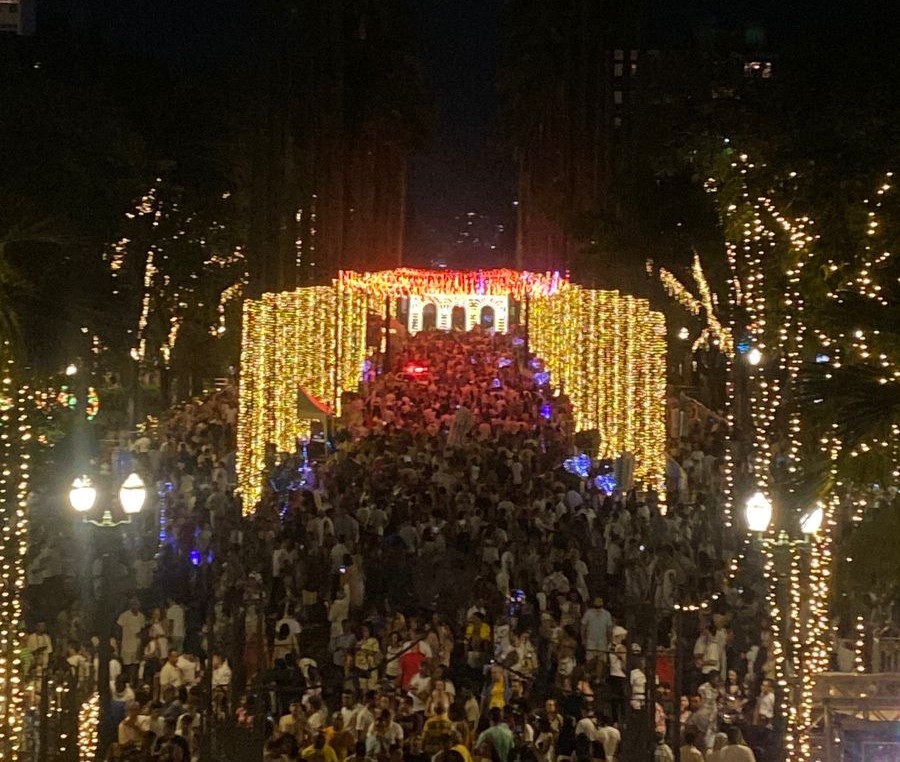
[22,328,778,762]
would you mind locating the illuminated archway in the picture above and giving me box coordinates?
[237,268,667,510]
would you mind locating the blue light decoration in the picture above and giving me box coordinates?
[594,473,618,496]
[815,353,830,364]
[158,481,174,547]
[491,378,502,389]
[534,371,550,386]
[736,337,751,355]
[540,403,552,420]
[529,358,542,370]
[511,337,525,347]
[498,357,513,368]
[562,453,592,479]
[190,549,202,567]
[362,359,372,375]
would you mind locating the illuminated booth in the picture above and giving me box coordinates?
[237,267,667,510]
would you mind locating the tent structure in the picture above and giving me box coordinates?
[298,384,334,453]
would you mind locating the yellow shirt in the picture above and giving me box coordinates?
[465,622,491,647]
[489,680,506,709]
[303,744,339,762]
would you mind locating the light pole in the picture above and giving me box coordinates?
[69,470,146,761]
[744,492,823,761]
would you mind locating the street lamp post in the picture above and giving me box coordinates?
[69,471,146,761]
[744,492,823,761]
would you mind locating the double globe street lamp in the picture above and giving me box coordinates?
[744,490,825,757]
[68,470,147,760]
[69,471,147,526]
[744,490,824,536]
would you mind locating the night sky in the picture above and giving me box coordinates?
[404,0,514,267]
[33,0,899,269]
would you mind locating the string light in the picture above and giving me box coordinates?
[658,253,734,525]
[237,271,668,511]
[78,692,100,761]
[529,285,668,498]
[706,151,821,758]
[0,347,31,759]
[237,285,366,510]
[338,268,564,301]
[105,180,247,368]
[854,615,867,673]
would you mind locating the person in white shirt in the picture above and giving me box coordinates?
[407,658,431,711]
[306,694,327,734]
[211,654,231,719]
[27,622,53,675]
[630,655,647,711]
[694,625,721,675]
[339,689,363,731]
[117,600,146,678]
[212,654,231,689]
[574,707,597,741]
[719,727,757,762]
[177,652,199,686]
[755,679,775,727]
[366,709,404,755]
[166,600,186,652]
[65,642,91,686]
[159,649,183,692]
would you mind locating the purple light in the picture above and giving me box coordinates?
[594,473,617,495]
[190,549,202,567]
[540,403,552,420]
[498,357,513,368]
[511,337,525,347]
[563,453,591,479]
[534,371,550,386]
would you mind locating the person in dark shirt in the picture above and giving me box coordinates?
[403,734,431,762]
[150,718,190,761]
[684,654,706,697]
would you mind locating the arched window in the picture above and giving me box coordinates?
[451,305,466,330]
[480,305,495,330]
[422,303,437,330]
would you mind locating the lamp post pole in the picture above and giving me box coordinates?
[69,472,146,761]
[743,493,824,762]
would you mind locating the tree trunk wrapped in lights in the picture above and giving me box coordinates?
[0,349,32,760]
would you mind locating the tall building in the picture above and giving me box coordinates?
[245,0,431,297]
[0,0,35,35]
[503,1,778,278]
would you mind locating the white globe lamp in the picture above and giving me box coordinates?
[118,472,147,515]
[745,491,773,533]
[69,476,97,513]
[800,503,824,536]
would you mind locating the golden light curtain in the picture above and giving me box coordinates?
[236,286,368,509]
[530,284,667,493]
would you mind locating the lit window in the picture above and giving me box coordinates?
[614,63,623,77]
[613,90,623,104]
[744,60,773,79]
[614,49,624,61]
